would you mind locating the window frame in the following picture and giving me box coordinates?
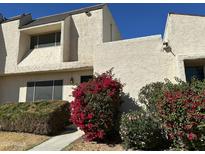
[26,80,63,102]
[30,32,61,50]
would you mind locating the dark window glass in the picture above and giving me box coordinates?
[185,66,204,82]
[53,80,63,100]
[80,75,93,83]
[34,81,53,101]
[30,32,61,49]
[30,36,38,49]
[26,82,35,102]
[56,32,61,45]
[38,33,55,48]
[26,80,63,102]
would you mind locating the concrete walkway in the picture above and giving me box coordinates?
[29,126,84,151]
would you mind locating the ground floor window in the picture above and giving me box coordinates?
[80,75,93,83]
[185,66,204,82]
[26,80,63,102]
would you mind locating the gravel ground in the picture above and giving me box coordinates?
[63,136,124,151]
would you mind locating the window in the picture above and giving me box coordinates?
[30,32,61,49]
[26,80,63,102]
[185,66,204,82]
[80,75,93,83]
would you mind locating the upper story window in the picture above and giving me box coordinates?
[30,32,61,49]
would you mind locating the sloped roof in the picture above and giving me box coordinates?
[20,3,106,29]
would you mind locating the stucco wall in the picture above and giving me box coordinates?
[0,20,20,74]
[69,17,79,61]
[0,8,105,75]
[94,35,175,112]
[18,32,31,64]
[62,16,71,62]
[163,14,205,81]
[103,5,121,42]
[164,14,205,56]
[71,9,103,63]
[0,24,6,73]
[18,46,62,66]
[0,69,93,103]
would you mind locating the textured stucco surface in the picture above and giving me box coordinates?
[0,70,93,103]
[0,20,20,74]
[164,14,205,55]
[2,7,205,112]
[19,46,62,66]
[103,5,121,42]
[164,14,205,81]
[0,8,104,75]
[71,9,103,63]
[94,35,175,111]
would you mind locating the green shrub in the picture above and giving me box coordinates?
[138,82,164,121]
[119,111,170,150]
[0,101,70,135]
[156,78,205,150]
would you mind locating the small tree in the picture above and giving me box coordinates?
[70,69,123,141]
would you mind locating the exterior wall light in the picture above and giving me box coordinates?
[163,42,172,53]
[70,77,74,84]
[85,11,92,17]
[163,41,175,56]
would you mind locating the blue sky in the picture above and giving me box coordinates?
[1,3,205,39]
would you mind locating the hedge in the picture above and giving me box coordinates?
[0,100,70,135]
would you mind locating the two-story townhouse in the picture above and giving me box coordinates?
[1,4,205,112]
[0,4,121,104]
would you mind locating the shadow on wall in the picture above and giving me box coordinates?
[120,93,142,113]
[69,17,79,62]
[0,76,21,103]
[0,24,6,73]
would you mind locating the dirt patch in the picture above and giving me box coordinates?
[63,137,124,151]
[0,131,49,151]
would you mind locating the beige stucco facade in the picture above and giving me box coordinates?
[0,70,92,103]
[0,4,121,104]
[94,35,175,111]
[1,5,205,111]
[163,13,205,81]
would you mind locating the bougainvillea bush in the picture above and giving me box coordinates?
[156,79,205,150]
[70,70,123,141]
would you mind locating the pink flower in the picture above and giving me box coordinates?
[80,113,85,119]
[87,113,93,119]
[87,123,93,129]
[168,133,174,140]
[97,130,105,138]
[188,132,197,141]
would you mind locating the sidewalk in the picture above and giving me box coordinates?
[29,126,84,151]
